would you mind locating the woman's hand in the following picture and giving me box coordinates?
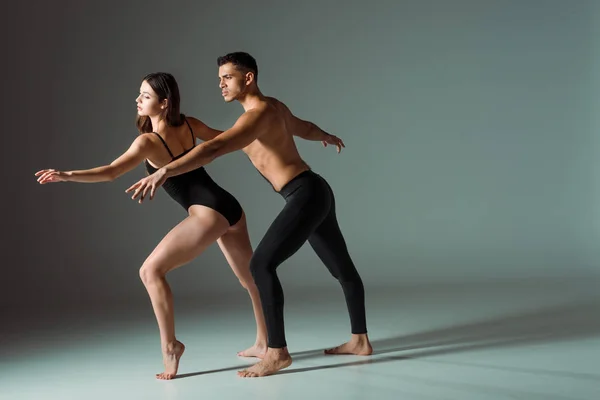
[35,169,71,184]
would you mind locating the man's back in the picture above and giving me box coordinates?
[241,96,310,191]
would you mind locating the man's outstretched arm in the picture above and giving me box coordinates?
[293,118,345,153]
[126,110,267,202]
[278,101,345,152]
[165,110,266,178]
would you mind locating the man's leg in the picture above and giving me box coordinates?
[238,179,330,377]
[308,178,373,355]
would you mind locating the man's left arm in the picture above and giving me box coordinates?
[165,110,265,178]
[126,110,267,202]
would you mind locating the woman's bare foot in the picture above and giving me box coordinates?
[237,347,292,377]
[237,343,267,359]
[156,340,185,380]
[324,333,373,356]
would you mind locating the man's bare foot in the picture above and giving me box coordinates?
[324,333,373,356]
[156,340,185,380]
[237,347,292,377]
[237,343,267,359]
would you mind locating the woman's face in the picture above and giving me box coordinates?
[136,80,165,117]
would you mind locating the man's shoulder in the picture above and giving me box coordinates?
[265,96,290,110]
[265,95,282,103]
[235,105,273,129]
[244,100,280,118]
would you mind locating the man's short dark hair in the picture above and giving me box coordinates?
[217,52,258,82]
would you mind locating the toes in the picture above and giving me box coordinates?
[238,350,265,358]
[325,343,353,354]
[156,372,176,380]
[237,369,259,378]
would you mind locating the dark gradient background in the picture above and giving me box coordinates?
[4,0,599,323]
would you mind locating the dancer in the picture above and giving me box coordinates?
[127,54,373,378]
[35,72,267,380]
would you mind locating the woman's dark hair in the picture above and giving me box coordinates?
[136,72,184,133]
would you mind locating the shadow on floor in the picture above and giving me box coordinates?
[178,296,600,379]
[280,297,600,379]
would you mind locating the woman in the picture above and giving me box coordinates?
[35,72,267,380]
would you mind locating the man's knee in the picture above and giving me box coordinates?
[331,263,362,284]
[249,257,266,280]
[249,248,276,280]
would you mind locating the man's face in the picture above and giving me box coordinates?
[218,63,248,102]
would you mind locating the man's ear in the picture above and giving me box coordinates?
[245,71,256,86]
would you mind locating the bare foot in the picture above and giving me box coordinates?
[237,348,292,377]
[324,334,373,356]
[237,343,267,359]
[156,340,185,380]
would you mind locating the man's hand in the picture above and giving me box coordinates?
[125,168,168,203]
[321,134,345,153]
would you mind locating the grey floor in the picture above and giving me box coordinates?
[2,278,599,400]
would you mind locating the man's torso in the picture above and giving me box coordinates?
[242,97,310,192]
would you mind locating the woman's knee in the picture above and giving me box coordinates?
[139,258,165,286]
[239,276,259,291]
[237,273,251,289]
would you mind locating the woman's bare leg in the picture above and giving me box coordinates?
[139,205,229,379]
[217,212,268,358]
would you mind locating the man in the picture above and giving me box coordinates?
[127,52,373,377]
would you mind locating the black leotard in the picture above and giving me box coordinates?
[144,119,242,226]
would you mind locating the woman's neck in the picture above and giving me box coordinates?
[150,115,168,133]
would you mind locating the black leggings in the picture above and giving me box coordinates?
[249,170,367,348]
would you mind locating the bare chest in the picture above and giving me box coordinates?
[243,141,274,169]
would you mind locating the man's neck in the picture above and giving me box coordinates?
[238,88,264,111]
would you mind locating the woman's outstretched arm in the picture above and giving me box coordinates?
[36,134,152,184]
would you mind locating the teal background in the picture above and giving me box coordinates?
[4,0,598,310]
